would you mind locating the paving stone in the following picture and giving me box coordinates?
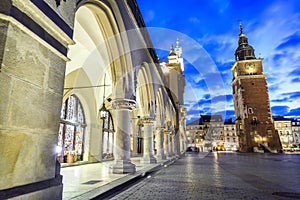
[109,152,300,200]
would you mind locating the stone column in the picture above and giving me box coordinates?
[155,127,166,160]
[169,132,174,157]
[173,129,180,155]
[131,117,139,156]
[141,118,157,164]
[110,99,136,173]
[0,1,76,198]
[172,134,176,156]
[180,134,183,153]
[164,131,170,158]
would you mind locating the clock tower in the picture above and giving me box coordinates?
[232,23,281,152]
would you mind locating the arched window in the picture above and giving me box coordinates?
[57,95,86,163]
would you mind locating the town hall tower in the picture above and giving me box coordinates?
[232,24,281,152]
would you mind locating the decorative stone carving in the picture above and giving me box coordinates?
[112,99,136,110]
[141,117,155,125]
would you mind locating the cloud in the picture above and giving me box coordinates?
[289,67,300,76]
[276,32,300,50]
[271,98,291,103]
[282,91,300,99]
[211,94,232,103]
[189,17,200,24]
[286,107,300,117]
[143,10,155,24]
[291,77,300,83]
[137,0,300,121]
[271,106,290,116]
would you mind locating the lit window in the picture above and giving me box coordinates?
[58,95,86,163]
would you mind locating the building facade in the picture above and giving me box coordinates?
[186,115,233,152]
[0,1,187,199]
[273,117,300,151]
[186,118,205,152]
[231,24,281,152]
[224,119,239,151]
[273,117,292,150]
[292,119,300,148]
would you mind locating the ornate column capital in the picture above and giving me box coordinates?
[112,99,136,110]
[156,126,165,131]
[141,117,155,125]
[164,130,171,135]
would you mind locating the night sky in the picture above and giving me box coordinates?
[136,0,300,123]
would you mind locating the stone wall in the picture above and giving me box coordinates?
[0,0,76,198]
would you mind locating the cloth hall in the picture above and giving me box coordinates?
[0,0,187,199]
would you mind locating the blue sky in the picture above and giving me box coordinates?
[136,0,300,123]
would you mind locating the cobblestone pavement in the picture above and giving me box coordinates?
[107,152,300,200]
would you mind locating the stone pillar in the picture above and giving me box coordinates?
[140,118,157,164]
[180,134,183,153]
[110,99,136,173]
[172,134,176,156]
[164,131,170,158]
[155,127,166,160]
[173,129,180,155]
[169,133,174,157]
[131,117,139,156]
[0,1,76,199]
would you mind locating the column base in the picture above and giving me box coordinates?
[0,176,63,199]
[110,160,136,174]
[140,155,157,164]
[156,154,166,160]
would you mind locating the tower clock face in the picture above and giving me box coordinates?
[246,62,255,74]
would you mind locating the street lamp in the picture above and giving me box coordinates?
[99,74,109,119]
[99,103,108,119]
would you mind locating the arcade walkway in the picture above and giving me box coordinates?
[61,156,177,199]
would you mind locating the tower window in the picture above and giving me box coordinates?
[248,108,253,114]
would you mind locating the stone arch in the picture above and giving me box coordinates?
[58,94,87,163]
[155,88,166,127]
[68,1,134,101]
[62,68,101,162]
[136,62,155,119]
[165,101,174,126]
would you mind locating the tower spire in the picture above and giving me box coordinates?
[239,21,243,34]
[175,38,182,58]
[235,23,255,61]
[169,44,176,56]
[170,44,174,53]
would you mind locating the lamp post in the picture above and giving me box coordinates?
[99,74,110,159]
[99,74,109,119]
[99,103,108,119]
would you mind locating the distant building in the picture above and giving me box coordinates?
[159,39,186,157]
[292,119,300,147]
[186,115,228,152]
[186,118,205,152]
[231,23,281,152]
[200,115,224,151]
[224,119,239,151]
[273,117,292,149]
